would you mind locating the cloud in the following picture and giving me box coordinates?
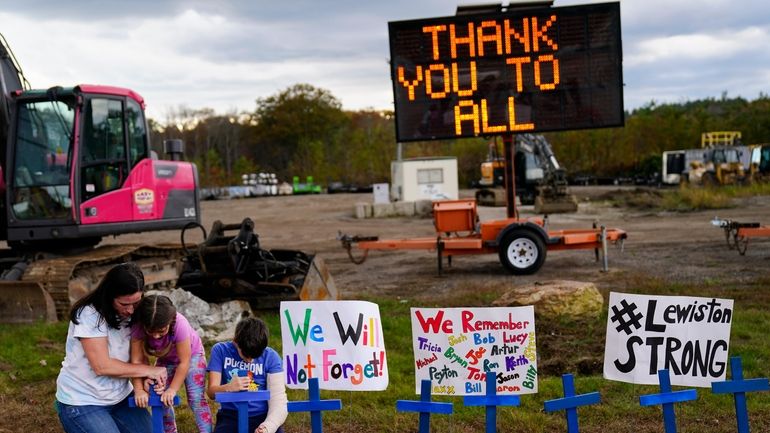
[626,27,769,66]
[3,0,770,119]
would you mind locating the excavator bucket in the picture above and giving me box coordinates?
[534,194,579,214]
[0,281,57,323]
[175,218,338,309]
[298,255,338,301]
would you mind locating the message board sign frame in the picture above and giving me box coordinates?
[388,1,623,142]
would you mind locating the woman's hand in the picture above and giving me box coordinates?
[148,366,168,388]
[133,389,150,408]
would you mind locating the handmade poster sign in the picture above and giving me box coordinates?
[604,292,733,387]
[410,306,537,396]
[280,301,388,391]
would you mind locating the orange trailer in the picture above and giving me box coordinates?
[340,199,626,275]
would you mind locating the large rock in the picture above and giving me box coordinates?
[491,280,604,319]
[146,289,251,342]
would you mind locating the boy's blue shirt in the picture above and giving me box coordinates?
[208,342,283,415]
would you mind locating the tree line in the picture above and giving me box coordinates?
[148,84,770,188]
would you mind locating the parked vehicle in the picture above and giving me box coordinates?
[749,143,770,183]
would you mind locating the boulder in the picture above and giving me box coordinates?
[491,280,603,319]
[372,203,395,218]
[394,201,416,217]
[415,200,433,217]
[146,289,251,342]
[354,202,372,219]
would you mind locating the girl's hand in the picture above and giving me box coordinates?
[134,389,150,408]
[160,388,177,407]
[229,375,250,392]
[153,381,166,394]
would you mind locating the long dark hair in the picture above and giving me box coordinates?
[133,295,177,357]
[69,262,146,329]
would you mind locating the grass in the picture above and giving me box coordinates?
[2,280,770,433]
[601,182,770,212]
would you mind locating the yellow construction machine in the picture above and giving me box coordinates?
[687,131,748,186]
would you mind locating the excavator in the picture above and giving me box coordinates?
[474,134,578,214]
[0,33,336,323]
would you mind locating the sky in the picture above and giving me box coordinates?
[2,0,769,121]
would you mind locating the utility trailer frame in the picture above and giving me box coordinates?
[712,218,770,255]
[341,199,626,275]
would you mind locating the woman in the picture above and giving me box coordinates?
[55,262,168,433]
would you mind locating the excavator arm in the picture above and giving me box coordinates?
[0,33,29,150]
[515,134,578,214]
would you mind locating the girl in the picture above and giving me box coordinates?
[130,295,212,433]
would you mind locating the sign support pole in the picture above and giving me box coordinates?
[504,134,517,219]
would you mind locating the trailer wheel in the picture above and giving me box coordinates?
[498,228,546,275]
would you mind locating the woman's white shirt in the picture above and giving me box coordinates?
[56,305,133,405]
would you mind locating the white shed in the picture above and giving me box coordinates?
[390,157,458,202]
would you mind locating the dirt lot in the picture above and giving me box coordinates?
[111,186,770,301]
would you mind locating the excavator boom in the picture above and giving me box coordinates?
[475,134,577,213]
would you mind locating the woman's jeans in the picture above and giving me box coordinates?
[56,396,151,433]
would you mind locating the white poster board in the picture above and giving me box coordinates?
[603,292,733,387]
[410,306,537,396]
[280,301,388,391]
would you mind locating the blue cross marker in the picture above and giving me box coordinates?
[396,379,453,433]
[128,386,180,433]
[287,377,342,433]
[639,369,697,433]
[711,356,770,433]
[464,371,520,433]
[216,390,271,433]
[543,374,600,433]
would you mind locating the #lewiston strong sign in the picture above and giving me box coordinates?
[388,2,623,142]
[603,292,734,387]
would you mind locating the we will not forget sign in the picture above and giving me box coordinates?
[603,292,733,387]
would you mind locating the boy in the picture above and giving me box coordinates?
[207,317,287,433]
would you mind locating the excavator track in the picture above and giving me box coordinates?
[22,244,187,319]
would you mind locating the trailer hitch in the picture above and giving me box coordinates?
[712,217,759,255]
[337,232,378,264]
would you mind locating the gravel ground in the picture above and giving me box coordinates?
[108,186,770,301]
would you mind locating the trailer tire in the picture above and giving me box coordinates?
[498,228,546,275]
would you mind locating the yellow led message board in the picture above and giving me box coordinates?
[388,2,623,142]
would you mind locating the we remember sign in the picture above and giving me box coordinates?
[280,301,388,391]
[410,307,537,396]
[603,292,733,387]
